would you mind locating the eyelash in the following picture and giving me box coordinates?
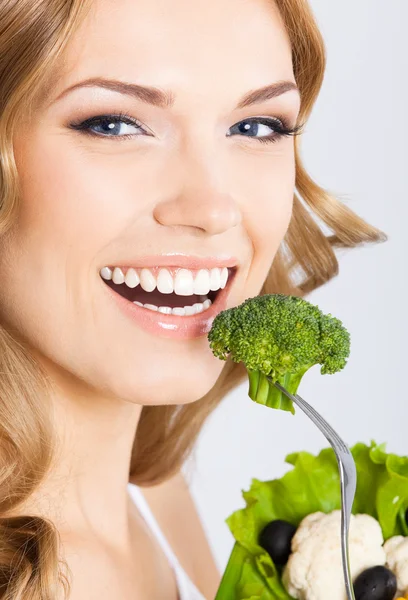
[69,110,304,145]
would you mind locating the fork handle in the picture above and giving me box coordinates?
[271,379,357,600]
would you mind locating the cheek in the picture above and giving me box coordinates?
[9,130,155,326]
[1,133,141,377]
[236,146,296,291]
[5,132,126,327]
[14,132,147,244]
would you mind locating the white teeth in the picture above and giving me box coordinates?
[156,268,174,294]
[112,267,125,284]
[133,299,212,316]
[220,267,228,289]
[144,303,158,311]
[193,269,211,295]
[100,266,113,280]
[158,306,172,314]
[125,268,140,288]
[101,265,232,295]
[174,269,195,296]
[209,268,222,291]
[140,268,156,292]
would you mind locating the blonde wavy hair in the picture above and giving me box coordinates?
[0,0,385,597]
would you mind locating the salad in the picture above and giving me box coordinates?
[215,441,408,600]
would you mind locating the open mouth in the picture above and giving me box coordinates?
[100,266,236,317]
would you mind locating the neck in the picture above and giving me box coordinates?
[14,358,144,548]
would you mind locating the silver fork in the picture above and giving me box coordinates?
[268,377,357,600]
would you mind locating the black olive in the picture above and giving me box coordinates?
[258,519,297,566]
[353,566,397,600]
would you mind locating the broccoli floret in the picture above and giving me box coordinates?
[208,294,350,414]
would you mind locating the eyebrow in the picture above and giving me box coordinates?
[52,77,299,109]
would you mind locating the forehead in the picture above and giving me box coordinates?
[54,0,294,104]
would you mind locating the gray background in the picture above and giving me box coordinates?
[184,0,408,570]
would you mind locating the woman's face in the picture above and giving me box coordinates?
[0,0,300,406]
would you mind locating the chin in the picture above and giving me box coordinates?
[97,357,225,407]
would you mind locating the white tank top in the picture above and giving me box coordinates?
[127,483,206,600]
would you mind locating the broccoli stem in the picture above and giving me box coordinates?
[214,542,248,600]
[247,370,296,414]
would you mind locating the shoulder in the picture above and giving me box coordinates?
[133,472,221,600]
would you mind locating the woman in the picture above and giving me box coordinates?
[0,0,385,598]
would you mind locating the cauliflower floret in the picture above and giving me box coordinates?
[282,510,386,600]
[384,536,408,596]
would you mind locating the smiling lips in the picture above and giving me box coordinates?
[100,265,234,316]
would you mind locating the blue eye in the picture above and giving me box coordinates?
[88,118,142,137]
[228,117,300,144]
[69,112,149,140]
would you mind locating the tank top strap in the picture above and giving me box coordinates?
[127,482,206,600]
[128,482,180,570]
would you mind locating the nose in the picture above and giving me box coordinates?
[153,147,242,236]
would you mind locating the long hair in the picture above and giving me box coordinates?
[0,0,385,597]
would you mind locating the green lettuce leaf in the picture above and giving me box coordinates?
[215,441,408,600]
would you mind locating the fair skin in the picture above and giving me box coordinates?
[0,0,301,597]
